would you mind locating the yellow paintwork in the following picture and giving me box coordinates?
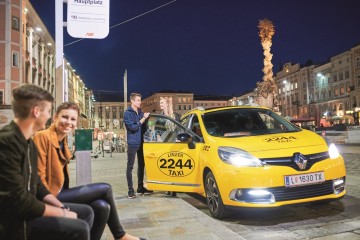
[143,106,347,208]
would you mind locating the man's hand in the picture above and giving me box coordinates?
[62,209,77,219]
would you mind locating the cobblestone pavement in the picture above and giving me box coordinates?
[68,144,360,240]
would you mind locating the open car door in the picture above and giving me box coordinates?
[143,114,203,193]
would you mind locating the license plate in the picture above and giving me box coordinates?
[284,172,325,187]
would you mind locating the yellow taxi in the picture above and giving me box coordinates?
[143,106,346,219]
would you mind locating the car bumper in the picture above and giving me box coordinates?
[215,157,346,207]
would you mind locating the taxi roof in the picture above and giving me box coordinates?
[183,105,268,117]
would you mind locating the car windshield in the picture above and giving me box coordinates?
[202,108,300,137]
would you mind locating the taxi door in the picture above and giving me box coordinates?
[143,114,203,193]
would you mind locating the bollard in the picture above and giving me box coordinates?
[75,129,93,186]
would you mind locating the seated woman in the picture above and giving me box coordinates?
[33,102,144,240]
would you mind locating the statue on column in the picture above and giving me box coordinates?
[256,18,278,110]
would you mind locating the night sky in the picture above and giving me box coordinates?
[30,0,360,97]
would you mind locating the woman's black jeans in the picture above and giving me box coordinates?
[58,183,126,240]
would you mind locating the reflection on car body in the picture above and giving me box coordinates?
[142,106,346,219]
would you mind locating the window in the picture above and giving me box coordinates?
[188,105,191,110]
[91,107,95,118]
[12,16,19,31]
[143,115,186,143]
[12,51,19,67]
[340,87,345,95]
[345,70,350,79]
[334,87,339,97]
[339,71,344,81]
[0,91,3,105]
[339,103,343,110]
[333,74,337,82]
[98,106,103,118]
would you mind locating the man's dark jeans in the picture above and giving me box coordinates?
[28,203,93,240]
[126,146,145,190]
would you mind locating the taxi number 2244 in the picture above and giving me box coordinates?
[157,151,195,177]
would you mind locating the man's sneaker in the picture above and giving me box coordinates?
[137,187,153,195]
[128,189,136,199]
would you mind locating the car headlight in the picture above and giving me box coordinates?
[328,143,340,159]
[218,147,264,167]
[324,138,340,159]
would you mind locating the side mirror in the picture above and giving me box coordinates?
[177,133,195,149]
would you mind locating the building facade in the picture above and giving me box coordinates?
[194,95,229,109]
[231,44,360,127]
[0,0,90,128]
[92,101,127,133]
[142,92,194,116]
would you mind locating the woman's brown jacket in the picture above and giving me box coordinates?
[33,124,73,196]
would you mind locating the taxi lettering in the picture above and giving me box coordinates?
[158,151,195,177]
[263,136,298,143]
[168,170,184,176]
[168,152,183,158]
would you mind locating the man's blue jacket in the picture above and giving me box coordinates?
[123,106,145,148]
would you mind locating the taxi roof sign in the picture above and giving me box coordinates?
[67,0,110,39]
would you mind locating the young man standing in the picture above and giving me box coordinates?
[123,93,153,198]
[0,84,93,240]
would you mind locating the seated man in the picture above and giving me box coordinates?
[0,84,93,240]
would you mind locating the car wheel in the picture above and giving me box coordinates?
[205,172,231,219]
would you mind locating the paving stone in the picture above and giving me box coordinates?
[69,143,360,239]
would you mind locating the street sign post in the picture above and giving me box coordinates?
[67,0,110,39]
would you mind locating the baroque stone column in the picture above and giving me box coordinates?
[255,19,278,111]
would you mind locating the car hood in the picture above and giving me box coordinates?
[213,130,329,158]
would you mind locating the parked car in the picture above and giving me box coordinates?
[142,106,346,219]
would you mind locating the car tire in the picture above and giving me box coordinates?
[204,171,231,219]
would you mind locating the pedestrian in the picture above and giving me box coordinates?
[33,102,145,240]
[0,84,93,240]
[123,93,153,198]
[159,96,179,197]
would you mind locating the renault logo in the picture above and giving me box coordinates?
[293,153,308,170]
